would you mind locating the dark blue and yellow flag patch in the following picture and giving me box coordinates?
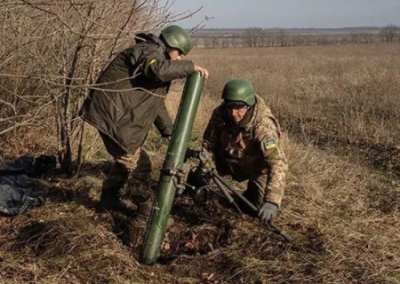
[263,139,277,150]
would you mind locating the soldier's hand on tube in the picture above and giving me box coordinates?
[258,202,279,224]
[194,65,209,79]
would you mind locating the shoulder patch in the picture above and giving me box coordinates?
[148,59,157,65]
[263,139,277,150]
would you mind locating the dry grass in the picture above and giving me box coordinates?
[189,44,400,173]
[1,44,400,283]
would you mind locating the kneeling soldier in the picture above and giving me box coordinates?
[202,79,288,224]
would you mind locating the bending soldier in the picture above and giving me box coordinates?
[80,25,209,222]
[201,78,287,224]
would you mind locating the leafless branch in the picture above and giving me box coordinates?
[0,0,203,171]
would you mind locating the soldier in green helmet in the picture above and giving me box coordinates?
[201,78,288,224]
[80,25,208,221]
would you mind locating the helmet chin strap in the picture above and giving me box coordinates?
[165,46,172,59]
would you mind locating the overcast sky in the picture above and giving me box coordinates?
[173,0,400,29]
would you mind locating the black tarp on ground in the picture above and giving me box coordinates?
[0,155,55,216]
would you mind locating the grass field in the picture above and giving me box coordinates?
[1,44,399,283]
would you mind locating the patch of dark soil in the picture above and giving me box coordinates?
[368,182,400,214]
[171,194,222,226]
[14,221,48,255]
[157,196,237,264]
[287,223,326,254]
[159,219,235,263]
[43,176,96,209]
[75,160,113,179]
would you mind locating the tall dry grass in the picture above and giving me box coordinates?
[162,44,400,282]
[1,44,399,283]
[190,45,400,161]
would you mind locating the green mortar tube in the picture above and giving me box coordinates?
[141,72,205,265]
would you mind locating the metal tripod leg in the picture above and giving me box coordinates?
[212,176,244,216]
[211,172,294,243]
[212,173,257,212]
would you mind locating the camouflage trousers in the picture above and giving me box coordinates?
[100,132,153,204]
[241,174,267,213]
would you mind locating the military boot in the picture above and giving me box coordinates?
[133,198,175,226]
[96,187,125,213]
[96,162,131,214]
[134,198,153,224]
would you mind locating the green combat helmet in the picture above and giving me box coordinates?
[160,25,193,55]
[222,78,256,106]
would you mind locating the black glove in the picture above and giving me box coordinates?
[188,166,211,188]
[258,202,279,224]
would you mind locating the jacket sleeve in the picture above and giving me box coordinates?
[144,54,195,82]
[154,102,173,137]
[254,115,288,207]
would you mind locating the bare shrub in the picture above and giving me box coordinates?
[379,24,399,43]
[0,0,190,172]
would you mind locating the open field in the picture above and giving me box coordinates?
[191,27,388,48]
[1,44,400,283]
[191,44,400,173]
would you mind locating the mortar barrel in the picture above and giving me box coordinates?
[141,72,204,265]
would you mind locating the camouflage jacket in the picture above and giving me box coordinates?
[203,95,288,206]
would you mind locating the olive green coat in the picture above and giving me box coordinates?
[80,33,195,154]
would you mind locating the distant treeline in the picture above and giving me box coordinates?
[191,25,400,48]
